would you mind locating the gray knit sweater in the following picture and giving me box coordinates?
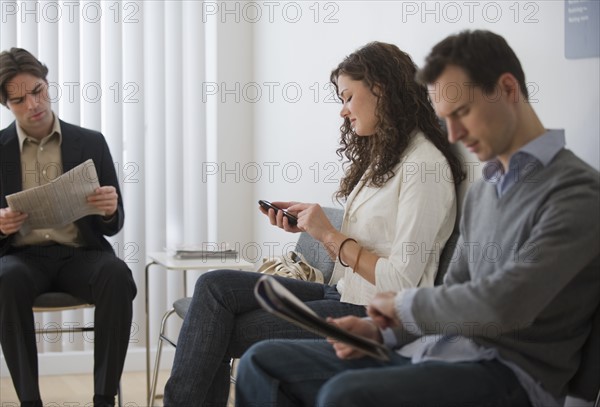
[394,149,600,398]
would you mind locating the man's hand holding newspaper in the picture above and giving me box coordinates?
[3,159,110,235]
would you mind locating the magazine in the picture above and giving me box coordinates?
[169,243,238,260]
[254,275,390,361]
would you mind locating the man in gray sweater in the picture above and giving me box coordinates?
[233,30,600,407]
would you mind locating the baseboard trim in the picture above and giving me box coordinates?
[0,347,175,378]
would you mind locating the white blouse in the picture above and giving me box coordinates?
[330,131,457,306]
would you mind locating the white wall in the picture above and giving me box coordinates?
[242,0,599,247]
[206,13,257,257]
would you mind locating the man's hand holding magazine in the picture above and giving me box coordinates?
[254,275,391,361]
[326,291,401,360]
[325,316,383,360]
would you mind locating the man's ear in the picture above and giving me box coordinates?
[497,73,521,103]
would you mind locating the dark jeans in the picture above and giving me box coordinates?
[236,339,533,407]
[0,244,136,404]
[163,269,367,406]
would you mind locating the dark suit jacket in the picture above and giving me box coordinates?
[0,119,125,256]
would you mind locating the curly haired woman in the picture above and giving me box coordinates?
[163,41,464,406]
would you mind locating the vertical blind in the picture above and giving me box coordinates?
[0,0,210,367]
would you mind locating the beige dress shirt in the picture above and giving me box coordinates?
[14,113,81,247]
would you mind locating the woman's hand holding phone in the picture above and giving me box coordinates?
[258,200,299,230]
[287,202,339,244]
[259,201,339,244]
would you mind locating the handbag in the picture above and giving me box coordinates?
[257,251,324,284]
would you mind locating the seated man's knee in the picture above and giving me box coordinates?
[317,371,369,407]
[238,340,272,376]
[0,273,37,317]
[0,260,34,299]
[96,256,136,298]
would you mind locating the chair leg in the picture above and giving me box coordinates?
[149,308,176,406]
[149,335,166,405]
[117,382,122,407]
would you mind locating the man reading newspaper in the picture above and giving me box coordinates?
[0,48,136,407]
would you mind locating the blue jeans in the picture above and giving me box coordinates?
[236,339,532,407]
[163,270,366,406]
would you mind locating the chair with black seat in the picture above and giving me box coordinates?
[33,292,122,407]
[148,206,344,405]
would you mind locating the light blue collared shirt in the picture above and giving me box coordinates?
[482,129,566,197]
[388,130,567,407]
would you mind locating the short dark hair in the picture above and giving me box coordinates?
[416,30,529,99]
[0,47,49,106]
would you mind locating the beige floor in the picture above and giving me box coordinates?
[0,370,236,406]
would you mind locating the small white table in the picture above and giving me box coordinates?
[144,251,254,404]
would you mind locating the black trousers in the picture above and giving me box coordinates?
[0,244,137,402]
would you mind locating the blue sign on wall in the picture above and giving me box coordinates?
[565,0,600,59]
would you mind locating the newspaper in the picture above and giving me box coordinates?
[254,275,391,361]
[6,159,105,233]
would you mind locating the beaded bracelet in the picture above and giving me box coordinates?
[338,237,357,267]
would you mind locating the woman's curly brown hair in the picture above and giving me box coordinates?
[331,42,464,201]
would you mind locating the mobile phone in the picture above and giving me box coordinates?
[258,200,298,225]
